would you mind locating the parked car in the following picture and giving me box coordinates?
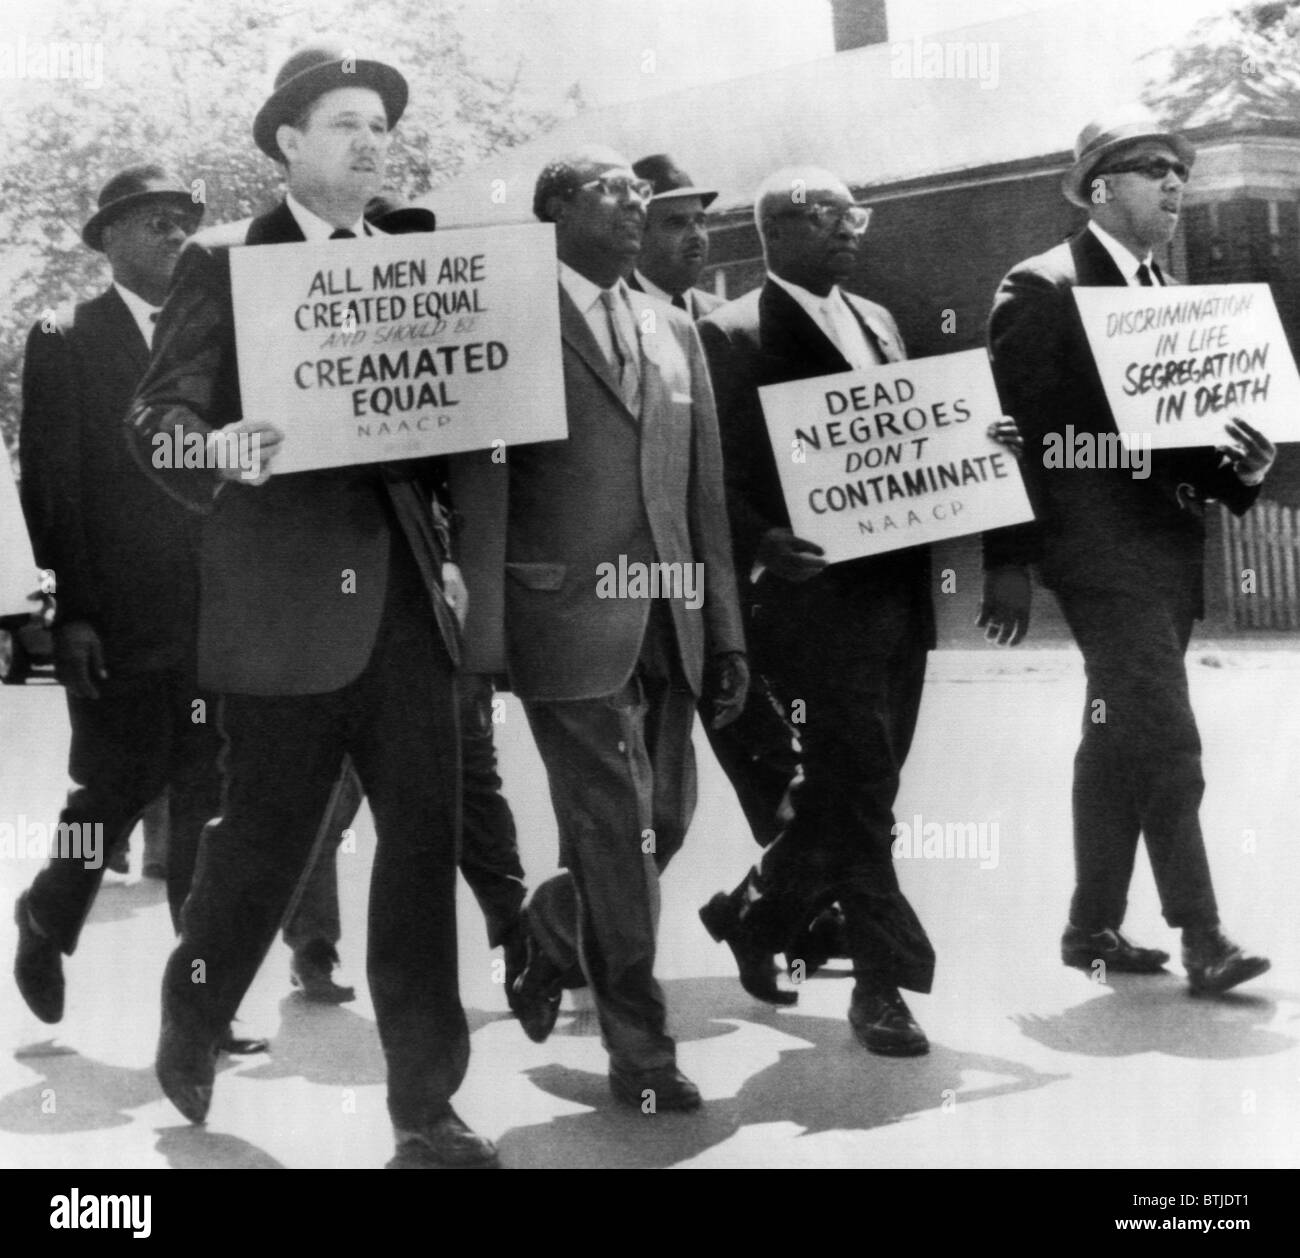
[0,592,55,684]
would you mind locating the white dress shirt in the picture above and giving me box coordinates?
[559,261,640,372]
[286,192,371,241]
[1088,221,1163,286]
[113,281,162,349]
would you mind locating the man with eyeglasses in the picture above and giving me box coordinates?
[495,146,748,1112]
[695,166,938,1057]
[980,108,1275,995]
[11,166,274,1050]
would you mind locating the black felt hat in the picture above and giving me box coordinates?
[254,42,408,163]
[82,165,200,251]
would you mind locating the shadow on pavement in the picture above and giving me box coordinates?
[1013,974,1296,1060]
[494,976,1065,1168]
[1,1043,156,1134]
[155,1125,284,1169]
[233,996,510,1089]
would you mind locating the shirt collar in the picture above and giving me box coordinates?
[559,259,629,312]
[633,269,681,307]
[286,192,369,242]
[1088,221,1156,283]
[112,281,161,346]
[768,270,844,318]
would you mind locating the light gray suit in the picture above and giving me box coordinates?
[458,281,743,1070]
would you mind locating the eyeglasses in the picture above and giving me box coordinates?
[775,202,873,234]
[1096,158,1190,183]
[130,212,199,236]
[580,175,654,203]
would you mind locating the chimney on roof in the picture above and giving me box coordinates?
[830,0,888,52]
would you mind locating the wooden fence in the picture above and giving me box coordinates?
[1222,499,1300,629]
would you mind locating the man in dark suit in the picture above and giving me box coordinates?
[280,196,528,1006]
[490,146,748,1111]
[629,154,802,862]
[980,109,1274,995]
[695,166,936,1057]
[11,166,270,1055]
[124,43,496,1168]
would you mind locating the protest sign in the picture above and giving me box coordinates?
[1073,282,1300,450]
[759,347,1032,563]
[229,222,567,473]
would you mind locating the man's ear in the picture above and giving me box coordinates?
[544,193,568,225]
[276,123,300,166]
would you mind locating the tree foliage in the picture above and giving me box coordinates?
[0,0,578,457]
[1142,1,1300,130]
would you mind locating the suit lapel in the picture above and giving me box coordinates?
[94,287,151,377]
[1071,228,1128,288]
[246,200,305,246]
[760,280,850,379]
[559,285,638,425]
[842,294,903,363]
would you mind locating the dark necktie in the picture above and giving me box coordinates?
[1136,262,1154,287]
[672,293,687,312]
[330,227,356,240]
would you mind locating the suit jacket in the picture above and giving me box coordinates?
[19,287,202,673]
[985,228,1259,610]
[697,279,936,647]
[125,201,460,696]
[627,272,724,322]
[455,281,744,702]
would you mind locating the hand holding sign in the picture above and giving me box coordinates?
[1219,418,1276,484]
[756,527,828,582]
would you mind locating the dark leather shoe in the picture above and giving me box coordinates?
[699,892,797,1006]
[290,942,356,1004]
[1183,927,1270,996]
[786,904,848,977]
[849,983,929,1056]
[14,892,64,1024]
[389,1109,499,1168]
[156,1015,217,1124]
[509,939,564,1043]
[1061,924,1169,974]
[218,1028,270,1055]
[609,1064,702,1113]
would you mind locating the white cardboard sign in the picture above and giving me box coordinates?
[759,348,1033,563]
[1073,282,1300,450]
[230,222,567,473]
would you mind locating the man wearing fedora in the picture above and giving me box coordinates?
[11,165,274,1053]
[980,108,1275,995]
[627,155,725,322]
[125,45,496,1168]
[280,192,530,1008]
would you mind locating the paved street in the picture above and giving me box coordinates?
[1,647,1297,1169]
